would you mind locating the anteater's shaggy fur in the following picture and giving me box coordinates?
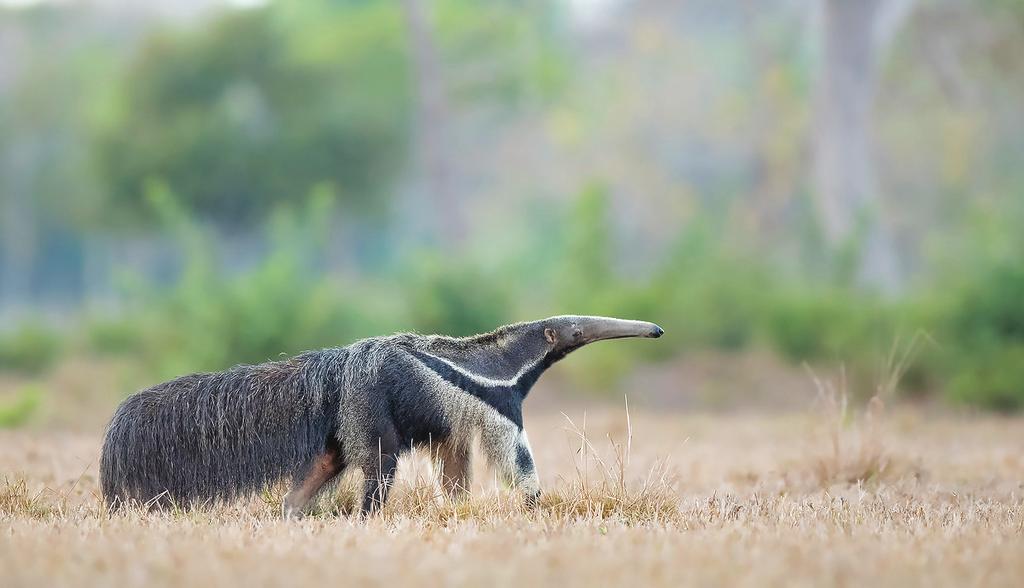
[100,316,663,516]
[102,346,350,508]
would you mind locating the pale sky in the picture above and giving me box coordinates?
[1,0,615,18]
[0,0,619,30]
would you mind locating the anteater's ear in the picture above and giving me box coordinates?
[544,328,557,344]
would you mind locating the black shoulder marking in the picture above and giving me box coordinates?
[406,348,523,427]
[407,349,494,398]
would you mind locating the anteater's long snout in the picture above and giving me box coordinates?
[579,316,665,342]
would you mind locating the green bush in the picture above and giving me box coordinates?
[670,264,767,351]
[764,289,893,363]
[93,187,405,378]
[84,317,144,356]
[948,346,1024,412]
[647,238,771,353]
[95,2,411,225]
[942,263,1024,411]
[0,385,44,428]
[0,324,62,375]
[402,255,515,338]
[947,263,1024,347]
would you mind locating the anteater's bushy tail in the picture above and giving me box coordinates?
[100,347,353,509]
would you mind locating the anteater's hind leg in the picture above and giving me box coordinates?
[282,443,344,519]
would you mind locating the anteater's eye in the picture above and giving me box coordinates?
[573,329,583,340]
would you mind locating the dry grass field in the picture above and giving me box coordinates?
[2,391,1023,588]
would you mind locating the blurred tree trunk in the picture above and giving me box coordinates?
[0,141,39,312]
[813,0,914,292]
[0,25,30,311]
[401,0,463,247]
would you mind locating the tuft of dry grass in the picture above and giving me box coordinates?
[803,334,929,487]
[0,477,52,518]
[539,402,679,523]
[805,367,894,486]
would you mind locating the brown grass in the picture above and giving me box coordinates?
[1,400,1023,587]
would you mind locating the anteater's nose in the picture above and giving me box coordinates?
[650,325,664,338]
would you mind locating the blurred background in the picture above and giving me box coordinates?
[1,0,1024,430]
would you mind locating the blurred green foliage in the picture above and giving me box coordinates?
[0,324,62,375]
[401,255,515,337]
[87,184,399,378]
[1,182,1021,410]
[86,0,566,226]
[0,385,44,429]
[764,289,892,364]
[95,2,411,224]
[942,264,1024,411]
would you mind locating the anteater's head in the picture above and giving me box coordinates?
[540,315,663,365]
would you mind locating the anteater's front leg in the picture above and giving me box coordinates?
[481,420,540,508]
[432,439,471,500]
[355,432,399,516]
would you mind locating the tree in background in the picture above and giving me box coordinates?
[812,0,916,292]
[0,4,124,307]
[401,0,460,245]
[397,0,568,248]
[92,0,566,237]
[94,2,412,226]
